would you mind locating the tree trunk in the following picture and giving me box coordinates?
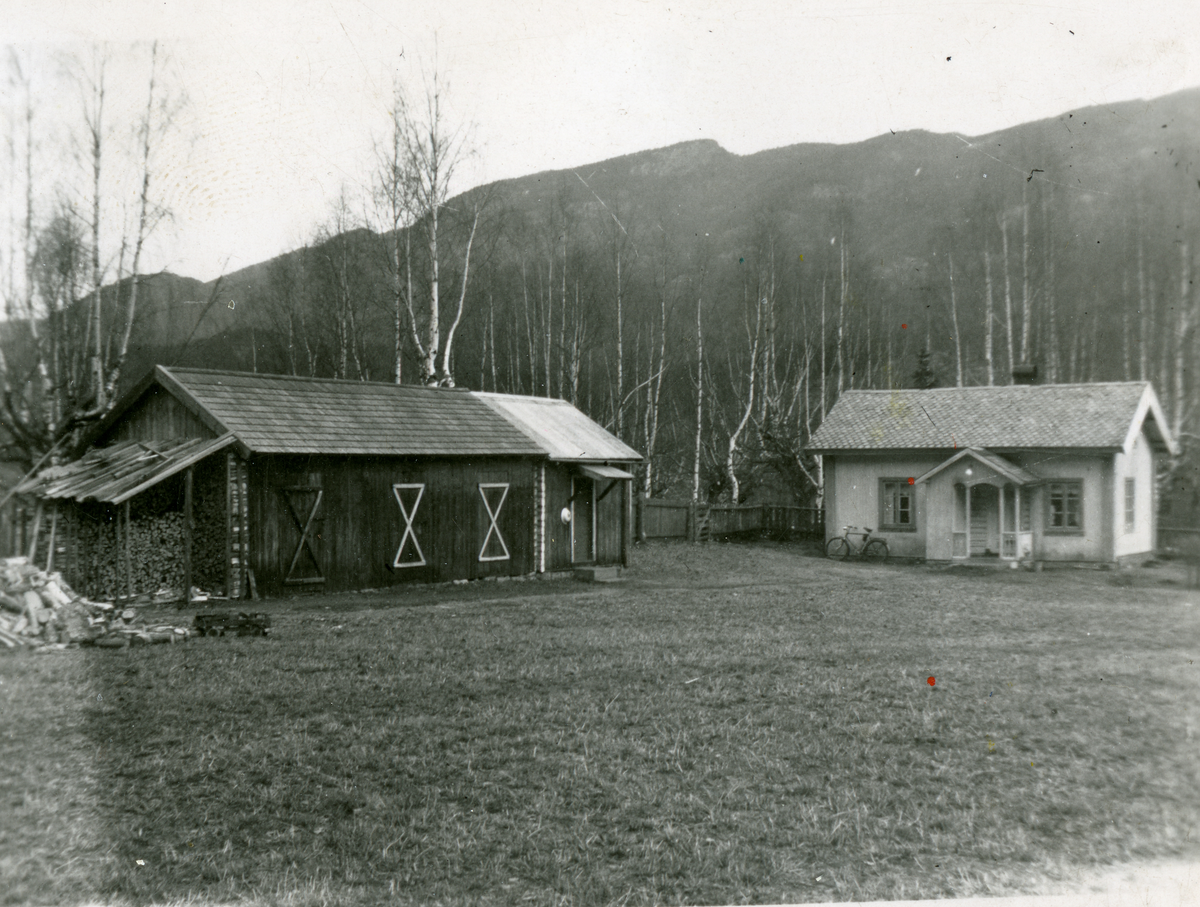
[1002,215,1015,382]
[1043,189,1059,382]
[1021,188,1032,364]
[615,247,624,438]
[692,279,704,505]
[106,42,159,403]
[948,252,964,387]
[983,248,995,385]
[836,238,846,396]
[438,206,479,386]
[726,296,763,505]
[88,56,106,412]
[820,280,827,421]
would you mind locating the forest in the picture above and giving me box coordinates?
[3,44,1199,506]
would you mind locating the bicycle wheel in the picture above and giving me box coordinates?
[863,539,889,562]
[826,537,851,560]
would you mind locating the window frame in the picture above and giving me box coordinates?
[1124,477,1136,534]
[1045,480,1084,535]
[878,478,917,533]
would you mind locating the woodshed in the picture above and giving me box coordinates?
[14,367,641,600]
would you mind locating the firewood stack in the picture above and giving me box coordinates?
[0,556,194,651]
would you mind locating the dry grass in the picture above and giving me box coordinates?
[2,540,1198,906]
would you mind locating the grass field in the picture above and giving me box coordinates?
[2,540,1199,906]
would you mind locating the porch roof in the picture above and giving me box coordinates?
[914,447,1039,486]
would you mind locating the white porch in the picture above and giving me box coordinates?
[916,448,1040,563]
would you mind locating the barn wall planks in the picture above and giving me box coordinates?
[541,465,628,571]
[100,387,217,444]
[596,480,625,565]
[247,455,539,595]
[543,466,575,571]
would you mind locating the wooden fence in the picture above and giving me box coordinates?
[636,499,824,542]
[1158,525,1200,588]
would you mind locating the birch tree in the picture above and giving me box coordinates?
[393,64,471,386]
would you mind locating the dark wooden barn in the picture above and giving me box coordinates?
[15,367,641,601]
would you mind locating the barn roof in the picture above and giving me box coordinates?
[808,382,1178,455]
[91,367,644,462]
[92,367,545,457]
[473,392,642,462]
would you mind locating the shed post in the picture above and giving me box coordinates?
[46,504,58,572]
[26,501,43,562]
[623,479,632,568]
[225,453,234,597]
[124,501,133,598]
[636,495,646,542]
[184,466,194,607]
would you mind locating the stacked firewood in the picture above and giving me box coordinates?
[76,511,187,602]
[0,556,194,651]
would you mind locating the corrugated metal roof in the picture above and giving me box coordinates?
[473,392,642,462]
[157,368,546,457]
[808,383,1172,452]
[18,434,238,504]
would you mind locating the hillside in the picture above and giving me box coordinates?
[119,86,1196,374]
[97,88,1200,497]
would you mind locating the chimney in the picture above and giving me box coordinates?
[1012,363,1038,385]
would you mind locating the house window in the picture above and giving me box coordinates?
[1124,478,1136,533]
[880,479,916,532]
[1046,481,1083,532]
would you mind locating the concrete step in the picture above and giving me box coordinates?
[573,565,623,583]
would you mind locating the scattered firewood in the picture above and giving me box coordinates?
[0,555,196,652]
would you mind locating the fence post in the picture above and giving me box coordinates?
[688,501,696,543]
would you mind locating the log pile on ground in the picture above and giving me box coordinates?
[0,556,195,651]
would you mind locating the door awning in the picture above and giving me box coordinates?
[578,464,634,482]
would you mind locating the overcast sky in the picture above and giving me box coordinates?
[5,0,1200,282]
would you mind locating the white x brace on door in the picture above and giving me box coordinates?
[392,483,426,568]
[478,483,510,562]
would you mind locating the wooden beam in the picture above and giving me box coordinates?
[114,505,123,601]
[109,432,238,504]
[240,459,250,598]
[184,465,193,608]
[124,500,133,599]
[45,505,58,572]
[596,479,619,503]
[226,452,234,598]
[26,501,43,562]
[623,479,632,568]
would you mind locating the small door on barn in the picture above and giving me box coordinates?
[571,476,594,563]
[279,484,325,585]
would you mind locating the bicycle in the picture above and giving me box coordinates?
[825,526,889,561]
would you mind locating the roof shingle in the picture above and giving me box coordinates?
[808,383,1166,452]
[158,368,546,456]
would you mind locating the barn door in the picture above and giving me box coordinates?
[279,485,325,585]
[571,476,594,564]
